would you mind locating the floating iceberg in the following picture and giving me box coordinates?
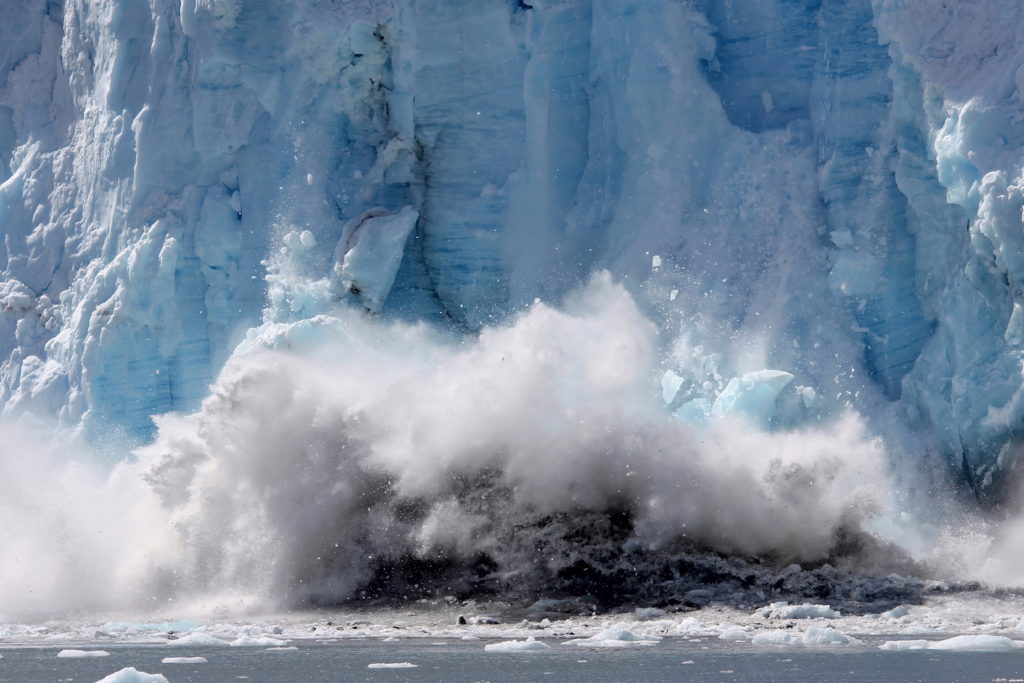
[161,657,207,664]
[926,635,1023,652]
[751,627,857,646]
[718,627,753,641]
[229,635,289,648]
[484,637,551,652]
[165,633,229,647]
[93,669,169,683]
[879,640,931,651]
[565,625,661,648]
[880,635,1024,652]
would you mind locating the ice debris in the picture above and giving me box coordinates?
[229,635,289,647]
[879,635,1024,652]
[484,636,551,652]
[566,625,660,648]
[762,602,840,620]
[101,621,200,634]
[368,662,419,668]
[161,656,207,664]
[93,668,169,683]
[879,640,931,650]
[334,206,419,313]
[718,627,753,641]
[165,632,229,647]
[751,627,857,646]
[879,605,911,620]
[712,370,795,426]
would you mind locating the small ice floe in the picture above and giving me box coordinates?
[93,668,170,683]
[368,663,418,669]
[751,627,857,646]
[674,617,712,636]
[717,626,752,641]
[229,635,289,647]
[933,636,1023,652]
[161,656,208,664]
[57,649,110,658]
[750,631,807,646]
[879,635,1024,652]
[762,602,839,620]
[879,640,931,651]
[165,632,229,647]
[801,628,858,645]
[267,646,299,651]
[566,625,660,648]
[484,636,551,652]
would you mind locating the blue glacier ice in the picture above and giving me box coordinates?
[1,0,1023,491]
[712,369,795,427]
[5,0,1024,615]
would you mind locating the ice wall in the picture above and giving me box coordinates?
[1,0,1024,497]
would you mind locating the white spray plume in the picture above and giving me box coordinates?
[132,274,896,608]
[0,424,171,618]
[0,273,983,619]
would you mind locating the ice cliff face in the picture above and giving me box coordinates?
[1,0,1024,498]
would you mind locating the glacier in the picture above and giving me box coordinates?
[3,0,1024,614]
